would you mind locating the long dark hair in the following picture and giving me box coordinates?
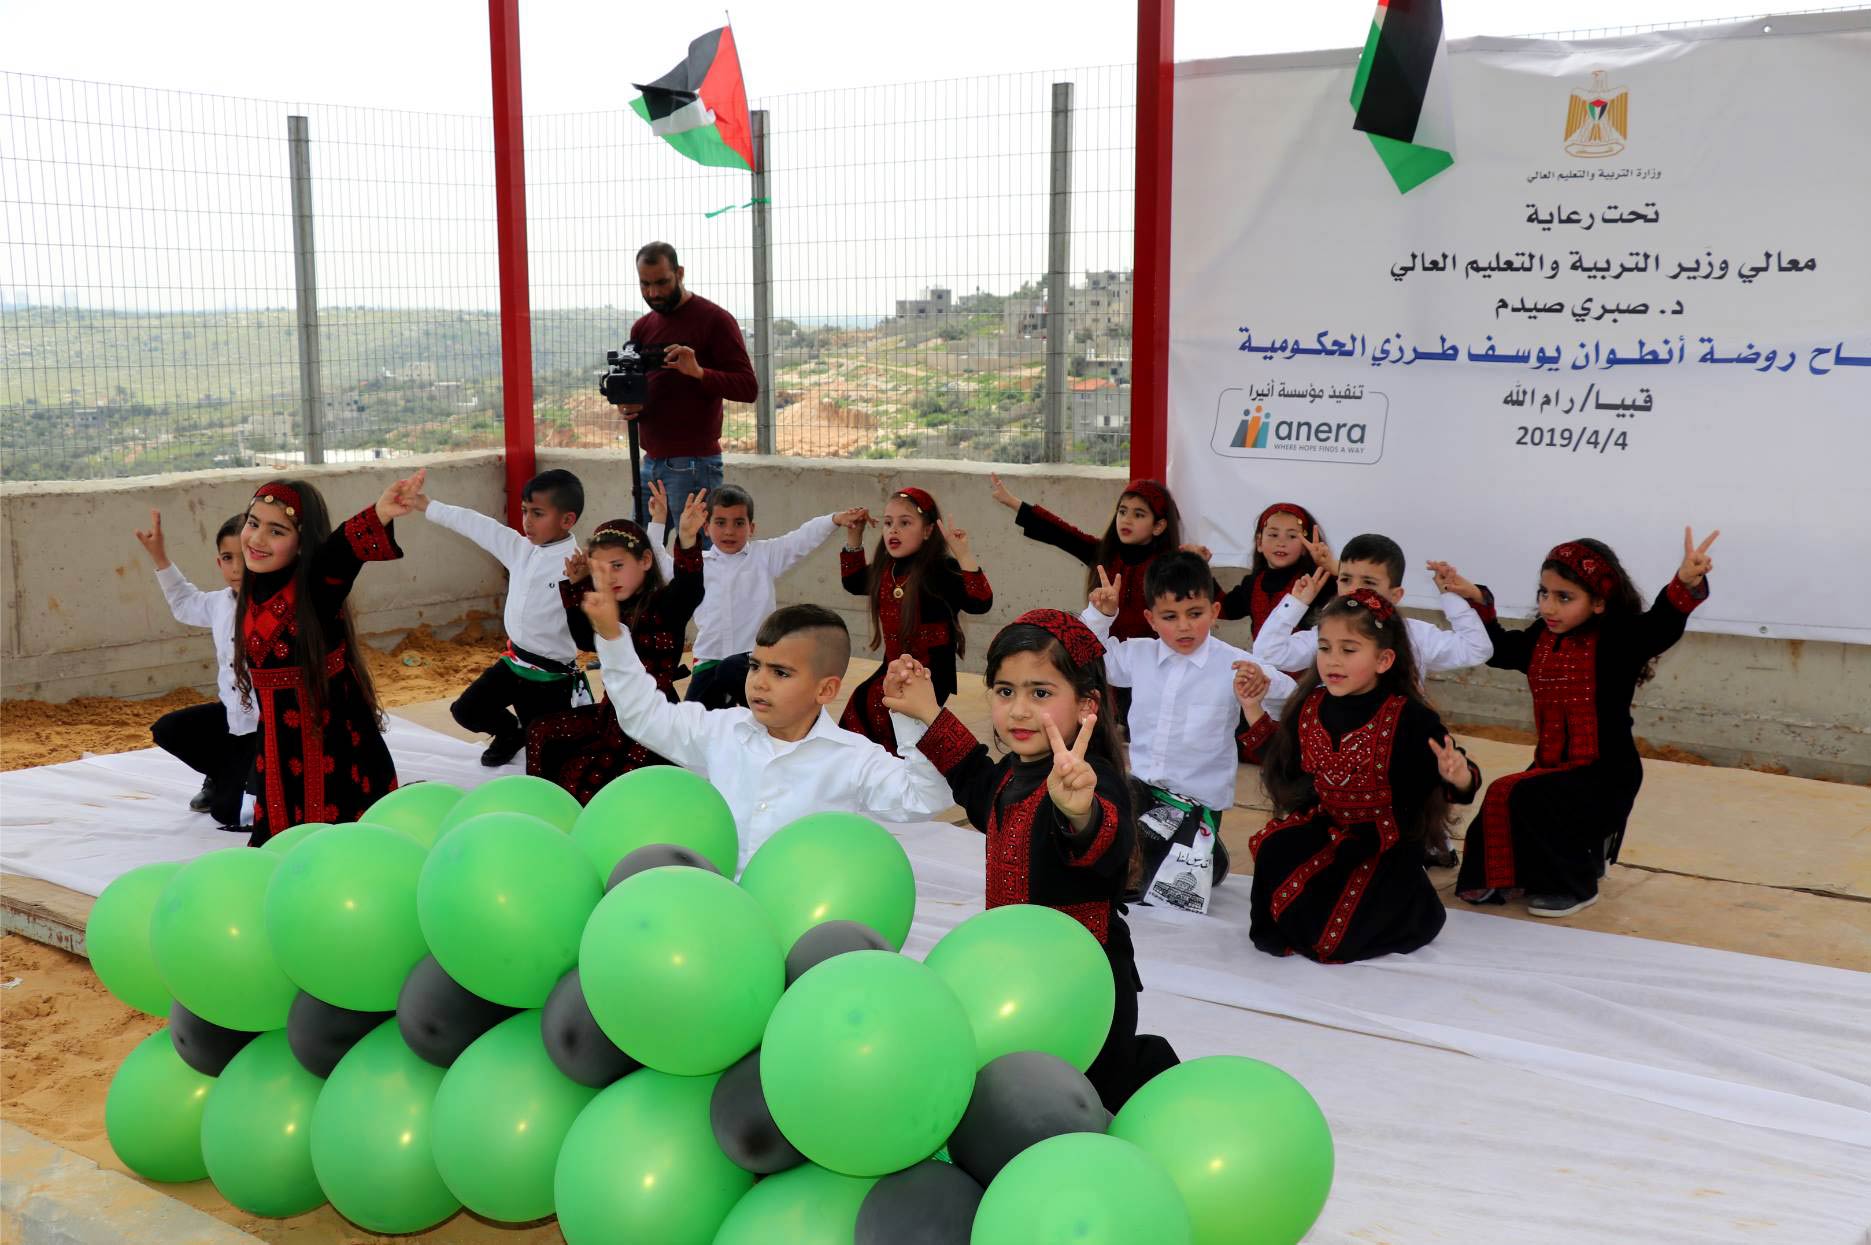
[866,491,967,659]
[983,624,1127,774]
[1249,504,1325,581]
[587,522,668,628]
[1542,537,1656,684]
[232,479,385,730]
[1087,482,1182,594]
[1260,595,1450,846]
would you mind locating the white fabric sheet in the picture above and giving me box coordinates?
[2,737,1868,1243]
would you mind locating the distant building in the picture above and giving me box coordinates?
[1003,296,1046,338]
[1070,378,1130,440]
[893,287,953,320]
[399,361,437,383]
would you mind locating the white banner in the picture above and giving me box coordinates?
[1168,13,1871,644]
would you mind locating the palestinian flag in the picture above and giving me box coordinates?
[630,26,756,172]
[1350,0,1453,194]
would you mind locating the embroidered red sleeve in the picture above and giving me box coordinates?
[560,577,594,610]
[1471,585,1498,625]
[1664,575,1709,614]
[839,548,867,575]
[671,540,704,576]
[914,708,981,775]
[1236,712,1277,762]
[342,507,402,562]
[1062,794,1120,867]
[959,568,993,604]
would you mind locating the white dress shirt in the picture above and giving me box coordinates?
[1249,591,1493,687]
[155,564,259,735]
[1080,606,1296,813]
[426,500,578,664]
[648,514,838,661]
[595,627,954,872]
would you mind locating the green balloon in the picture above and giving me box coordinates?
[554,1068,753,1245]
[923,904,1116,1072]
[579,866,783,1075]
[87,861,181,1017]
[431,1011,598,1223]
[259,822,334,856]
[308,1020,460,1235]
[265,824,428,1012]
[1110,1056,1333,1245]
[105,1030,213,1183]
[362,781,464,849]
[417,811,601,1008]
[738,812,917,950]
[571,764,739,878]
[972,1132,1190,1245]
[760,950,975,1177]
[150,848,296,1032]
[435,774,579,840]
[199,1030,325,1217]
[712,1163,877,1245]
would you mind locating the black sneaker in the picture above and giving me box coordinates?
[480,733,525,767]
[1211,838,1232,887]
[188,778,215,813]
[1527,892,1598,918]
[1424,840,1459,870]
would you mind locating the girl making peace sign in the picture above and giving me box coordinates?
[884,608,1179,1112]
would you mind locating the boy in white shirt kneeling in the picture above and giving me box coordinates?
[582,595,955,874]
[1083,551,1297,912]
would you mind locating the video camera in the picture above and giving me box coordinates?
[598,341,674,407]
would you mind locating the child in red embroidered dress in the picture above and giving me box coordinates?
[884,609,1179,1111]
[838,487,993,754]
[988,473,1187,643]
[1243,591,1481,962]
[525,491,708,802]
[1446,528,1716,917]
[233,470,422,845]
[1218,502,1337,648]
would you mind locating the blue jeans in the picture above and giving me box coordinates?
[642,454,725,548]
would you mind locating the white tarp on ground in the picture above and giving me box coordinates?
[2,733,1868,1243]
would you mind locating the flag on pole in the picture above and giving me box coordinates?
[1350,0,1454,194]
[630,26,756,172]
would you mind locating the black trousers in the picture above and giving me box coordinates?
[450,660,574,742]
[682,653,751,711]
[150,701,256,825]
[1086,930,1180,1113]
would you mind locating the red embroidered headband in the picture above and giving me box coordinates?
[251,482,302,521]
[1122,479,1171,519]
[893,487,937,516]
[1342,588,1397,625]
[589,518,649,552]
[1256,501,1315,534]
[1014,608,1106,669]
[1546,541,1619,599]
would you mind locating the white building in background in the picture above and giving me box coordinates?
[893,287,953,320]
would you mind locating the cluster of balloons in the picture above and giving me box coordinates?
[88,765,1334,1244]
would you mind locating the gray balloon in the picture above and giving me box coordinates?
[709,1050,806,1175]
[395,954,518,1068]
[287,991,391,1079]
[784,920,892,987]
[946,1050,1112,1186]
[856,1159,984,1245]
[606,843,720,891]
[542,968,641,1088]
[168,1002,259,1077]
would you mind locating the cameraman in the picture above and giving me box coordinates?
[620,241,757,540]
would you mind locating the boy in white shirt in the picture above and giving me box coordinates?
[1082,551,1297,907]
[644,481,867,710]
[580,596,954,874]
[415,469,585,765]
[135,509,258,827]
[1249,532,1493,688]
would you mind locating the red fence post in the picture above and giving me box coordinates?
[1130,0,1175,483]
[489,0,535,526]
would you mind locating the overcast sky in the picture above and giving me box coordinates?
[4,0,1767,114]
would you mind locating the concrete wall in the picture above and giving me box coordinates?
[6,450,1868,783]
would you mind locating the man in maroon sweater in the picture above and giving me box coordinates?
[621,241,759,547]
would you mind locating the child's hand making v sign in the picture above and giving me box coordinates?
[676,490,708,547]
[580,586,623,643]
[133,509,172,571]
[647,480,671,527]
[880,654,939,724]
[1286,566,1334,607]
[1088,567,1123,618]
[1427,734,1477,794]
[939,519,979,572]
[1042,714,1100,831]
[1677,526,1719,587]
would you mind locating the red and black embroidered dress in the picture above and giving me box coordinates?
[1012,503,1166,641]
[1455,578,1708,903]
[525,540,705,803]
[838,551,993,754]
[1218,564,1337,643]
[1248,687,1478,962]
[915,707,1176,1110]
[243,507,401,842]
